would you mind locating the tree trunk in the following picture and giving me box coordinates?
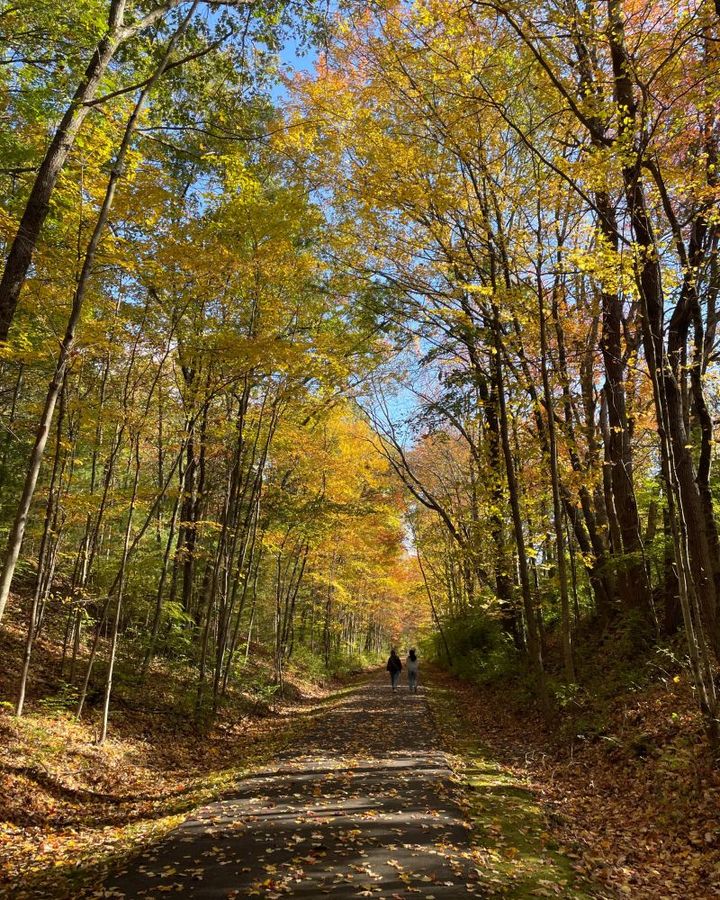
[0,0,128,340]
[140,486,181,680]
[537,273,575,682]
[491,307,549,715]
[0,18,191,622]
[416,538,452,665]
[15,373,68,716]
[605,0,719,741]
[98,439,140,744]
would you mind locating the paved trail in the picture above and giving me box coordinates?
[90,672,488,898]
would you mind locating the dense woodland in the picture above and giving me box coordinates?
[1,0,720,770]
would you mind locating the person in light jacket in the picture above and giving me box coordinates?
[406,648,419,693]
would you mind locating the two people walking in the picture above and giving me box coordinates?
[386,648,419,693]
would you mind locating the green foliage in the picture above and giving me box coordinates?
[36,681,80,714]
[290,643,382,680]
[432,614,518,684]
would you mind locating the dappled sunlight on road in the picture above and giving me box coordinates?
[79,675,576,898]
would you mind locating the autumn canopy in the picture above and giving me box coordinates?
[0,0,719,752]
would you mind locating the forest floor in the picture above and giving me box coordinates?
[0,603,332,898]
[3,668,594,899]
[3,645,718,898]
[428,664,720,899]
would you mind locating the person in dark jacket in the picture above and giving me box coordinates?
[386,648,402,691]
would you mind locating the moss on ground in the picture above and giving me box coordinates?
[426,677,606,898]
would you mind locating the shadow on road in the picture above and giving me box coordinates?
[22,673,590,899]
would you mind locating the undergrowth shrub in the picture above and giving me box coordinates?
[288,644,382,681]
[430,614,518,684]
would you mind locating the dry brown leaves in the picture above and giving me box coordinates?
[430,667,720,899]
[0,609,332,897]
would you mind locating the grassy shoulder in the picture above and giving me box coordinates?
[425,667,603,899]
